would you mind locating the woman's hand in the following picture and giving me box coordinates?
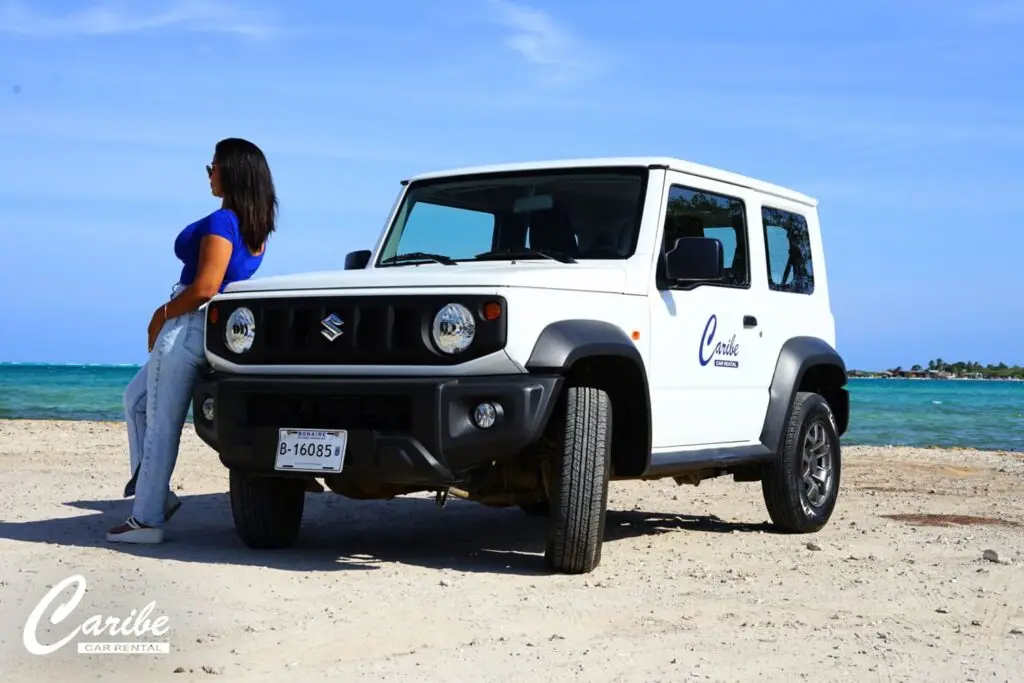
[147,306,168,352]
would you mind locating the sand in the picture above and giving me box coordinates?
[0,419,1021,682]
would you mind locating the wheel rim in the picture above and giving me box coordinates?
[800,420,834,512]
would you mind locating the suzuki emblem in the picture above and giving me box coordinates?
[320,313,345,341]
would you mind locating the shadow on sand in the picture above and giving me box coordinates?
[0,491,775,576]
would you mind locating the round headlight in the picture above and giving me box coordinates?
[432,303,475,354]
[225,306,256,354]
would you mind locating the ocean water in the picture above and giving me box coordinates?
[0,363,147,422]
[1,364,1022,451]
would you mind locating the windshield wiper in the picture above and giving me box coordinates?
[380,251,457,266]
[473,248,577,264]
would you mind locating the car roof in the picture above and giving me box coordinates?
[403,156,818,207]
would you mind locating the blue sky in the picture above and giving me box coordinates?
[0,0,1021,370]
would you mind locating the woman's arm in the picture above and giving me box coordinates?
[147,234,232,350]
[165,234,233,317]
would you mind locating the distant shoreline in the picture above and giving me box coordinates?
[0,362,141,367]
[851,373,1023,382]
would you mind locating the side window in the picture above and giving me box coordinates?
[762,206,814,294]
[396,201,495,258]
[663,185,749,287]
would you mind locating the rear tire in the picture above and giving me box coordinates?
[229,471,306,549]
[544,385,612,574]
[762,391,841,533]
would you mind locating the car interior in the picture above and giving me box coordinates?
[405,172,647,260]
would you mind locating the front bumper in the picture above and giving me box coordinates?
[191,372,563,486]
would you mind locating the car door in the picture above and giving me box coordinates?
[647,171,769,448]
[754,198,830,395]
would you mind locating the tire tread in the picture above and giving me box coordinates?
[230,472,306,549]
[762,391,841,534]
[545,386,612,574]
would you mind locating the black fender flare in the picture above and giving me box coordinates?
[526,319,644,373]
[759,336,849,454]
[526,319,653,462]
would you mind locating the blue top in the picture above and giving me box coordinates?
[173,208,264,292]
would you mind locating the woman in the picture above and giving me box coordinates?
[107,137,277,544]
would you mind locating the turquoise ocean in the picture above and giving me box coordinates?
[1,363,1022,451]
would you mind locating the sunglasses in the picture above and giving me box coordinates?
[206,163,216,177]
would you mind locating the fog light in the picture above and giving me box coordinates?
[472,402,498,429]
[201,397,215,421]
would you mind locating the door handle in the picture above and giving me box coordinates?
[743,315,758,328]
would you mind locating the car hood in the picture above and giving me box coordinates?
[222,261,630,295]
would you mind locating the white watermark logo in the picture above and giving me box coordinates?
[23,574,171,655]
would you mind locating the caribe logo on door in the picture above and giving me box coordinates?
[698,314,740,368]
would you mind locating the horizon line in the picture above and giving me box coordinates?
[2,361,1023,372]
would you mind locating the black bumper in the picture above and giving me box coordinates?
[191,372,563,486]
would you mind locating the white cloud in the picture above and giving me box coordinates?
[486,0,600,84]
[0,0,275,39]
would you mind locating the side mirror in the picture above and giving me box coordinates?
[344,249,371,270]
[664,237,724,282]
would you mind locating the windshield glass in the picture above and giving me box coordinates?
[376,168,649,265]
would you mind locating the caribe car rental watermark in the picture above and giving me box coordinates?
[23,574,171,655]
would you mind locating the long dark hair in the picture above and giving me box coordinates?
[214,137,277,253]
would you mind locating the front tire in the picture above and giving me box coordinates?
[544,385,612,574]
[229,471,307,549]
[762,391,841,533]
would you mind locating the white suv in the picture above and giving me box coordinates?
[191,156,849,575]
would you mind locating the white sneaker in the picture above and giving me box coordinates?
[106,516,164,544]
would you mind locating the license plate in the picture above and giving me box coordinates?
[275,429,347,473]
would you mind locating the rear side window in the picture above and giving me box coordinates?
[762,206,814,294]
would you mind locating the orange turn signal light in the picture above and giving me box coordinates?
[482,301,502,321]
[208,306,219,324]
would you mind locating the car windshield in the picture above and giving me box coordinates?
[376,168,649,265]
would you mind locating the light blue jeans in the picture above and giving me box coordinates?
[123,285,207,527]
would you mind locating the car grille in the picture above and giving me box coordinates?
[258,299,424,363]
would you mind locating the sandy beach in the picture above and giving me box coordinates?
[0,419,1021,682]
